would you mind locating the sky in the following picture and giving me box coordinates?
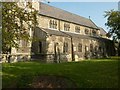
[44,2,118,32]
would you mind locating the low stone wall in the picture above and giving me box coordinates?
[0,52,107,63]
[0,53,69,63]
[0,54,31,63]
[31,53,72,63]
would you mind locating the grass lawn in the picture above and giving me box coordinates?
[2,57,119,88]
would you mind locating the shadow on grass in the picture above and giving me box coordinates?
[17,74,77,88]
[2,57,119,88]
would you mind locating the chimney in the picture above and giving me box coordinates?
[89,16,91,19]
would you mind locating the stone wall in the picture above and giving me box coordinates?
[37,15,99,36]
[46,35,72,62]
[0,54,31,63]
[31,27,115,63]
[2,2,115,63]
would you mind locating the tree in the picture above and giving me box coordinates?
[0,27,1,53]
[2,2,38,54]
[104,10,120,56]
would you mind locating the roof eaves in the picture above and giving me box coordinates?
[39,13,99,30]
[89,19,99,30]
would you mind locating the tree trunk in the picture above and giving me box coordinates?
[7,47,11,63]
[8,54,11,63]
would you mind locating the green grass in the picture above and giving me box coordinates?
[2,57,120,88]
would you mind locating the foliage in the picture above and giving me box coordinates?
[2,58,119,88]
[104,10,120,41]
[104,10,120,56]
[0,3,2,53]
[2,2,38,53]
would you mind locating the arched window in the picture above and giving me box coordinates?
[49,20,57,29]
[90,44,93,52]
[63,42,68,53]
[75,26,80,33]
[85,28,89,34]
[64,23,70,31]
[92,29,96,36]
[54,21,57,29]
[99,46,102,52]
[49,20,53,28]
[95,46,98,51]
[39,41,42,53]
[78,43,82,52]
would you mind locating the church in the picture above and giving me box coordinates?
[2,2,115,63]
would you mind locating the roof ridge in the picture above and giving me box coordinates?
[39,2,99,29]
[40,2,90,21]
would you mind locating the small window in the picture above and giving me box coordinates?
[99,46,102,52]
[95,46,98,51]
[49,20,57,29]
[90,44,93,52]
[85,28,89,34]
[78,43,82,52]
[75,26,80,33]
[92,29,96,35]
[64,23,70,31]
[54,21,57,29]
[49,20,53,28]
[63,42,68,53]
[39,41,42,53]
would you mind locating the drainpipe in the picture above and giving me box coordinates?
[71,37,75,61]
[58,20,75,61]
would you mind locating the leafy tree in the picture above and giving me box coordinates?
[0,3,2,54]
[104,10,120,56]
[2,2,38,54]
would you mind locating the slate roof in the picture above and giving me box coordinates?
[41,28,106,40]
[99,27,107,36]
[41,28,68,37]
[39,3,99,30]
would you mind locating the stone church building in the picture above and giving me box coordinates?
[1,2,115,63]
